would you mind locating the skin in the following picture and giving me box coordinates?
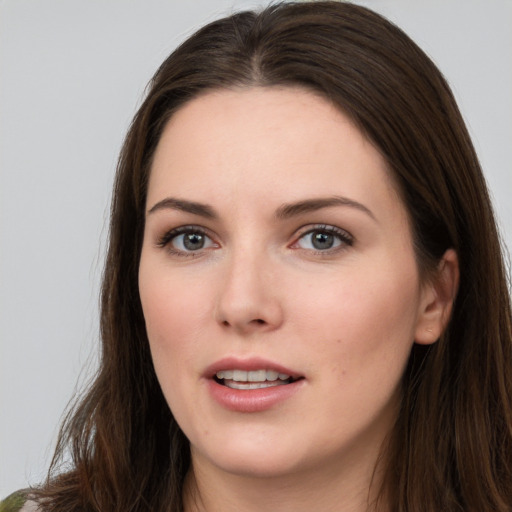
[138,87,458,512]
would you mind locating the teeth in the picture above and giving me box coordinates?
[266,370,279,381]
[215,369,291,383]
[233,370,247,381]
[248,369,266,382]
[224,380,288,390]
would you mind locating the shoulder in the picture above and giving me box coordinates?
[0,490,40,512]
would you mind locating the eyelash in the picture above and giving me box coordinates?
[156,224,354,257]
[156,225,217,257]
[291,224,353,254]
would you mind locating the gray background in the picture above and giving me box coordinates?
[1,0,511,497]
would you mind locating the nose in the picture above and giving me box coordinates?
[214,250,284,335]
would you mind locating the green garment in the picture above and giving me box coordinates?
[0,491,30,512]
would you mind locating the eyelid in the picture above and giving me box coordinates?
[156,225,219,255]
[290,224,354,251]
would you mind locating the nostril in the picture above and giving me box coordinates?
[255,319,265,324]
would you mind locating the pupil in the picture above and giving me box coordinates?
[312,231,333,250]
[184,233,204,250]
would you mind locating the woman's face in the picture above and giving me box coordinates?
[139,87,441,480]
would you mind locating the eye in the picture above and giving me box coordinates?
[157,226,217,255]
[173,231,214,251]
[293,225,353,252]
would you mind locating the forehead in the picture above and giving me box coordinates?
[147,87,404,223]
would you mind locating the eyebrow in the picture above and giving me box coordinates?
[275,196,376,221]
[147,195,375,222]
[147,197,216,218]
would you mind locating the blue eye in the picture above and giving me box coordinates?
[173,232,214,251]
[296,226,352,251]
[158,227,216,254]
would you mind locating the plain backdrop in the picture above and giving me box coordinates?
[1,0,511,498]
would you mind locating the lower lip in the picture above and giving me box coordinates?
[206,379,304,413]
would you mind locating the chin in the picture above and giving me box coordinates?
[213,455,302,479]
[191,434,309,479]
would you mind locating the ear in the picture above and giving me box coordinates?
[414,249,459,345]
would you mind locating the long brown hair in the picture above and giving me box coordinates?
[36,2,512,511]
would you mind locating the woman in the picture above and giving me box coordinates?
[4,1,511,511]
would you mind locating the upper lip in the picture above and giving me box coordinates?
[204,357,302,380]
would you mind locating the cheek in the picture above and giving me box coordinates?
[138,268,206,425]
[294,262,421,369]
[138,261,207,389]
[139,261,211,343]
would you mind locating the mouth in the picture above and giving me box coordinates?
[205,358,304,412]
[214,369,301,390]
